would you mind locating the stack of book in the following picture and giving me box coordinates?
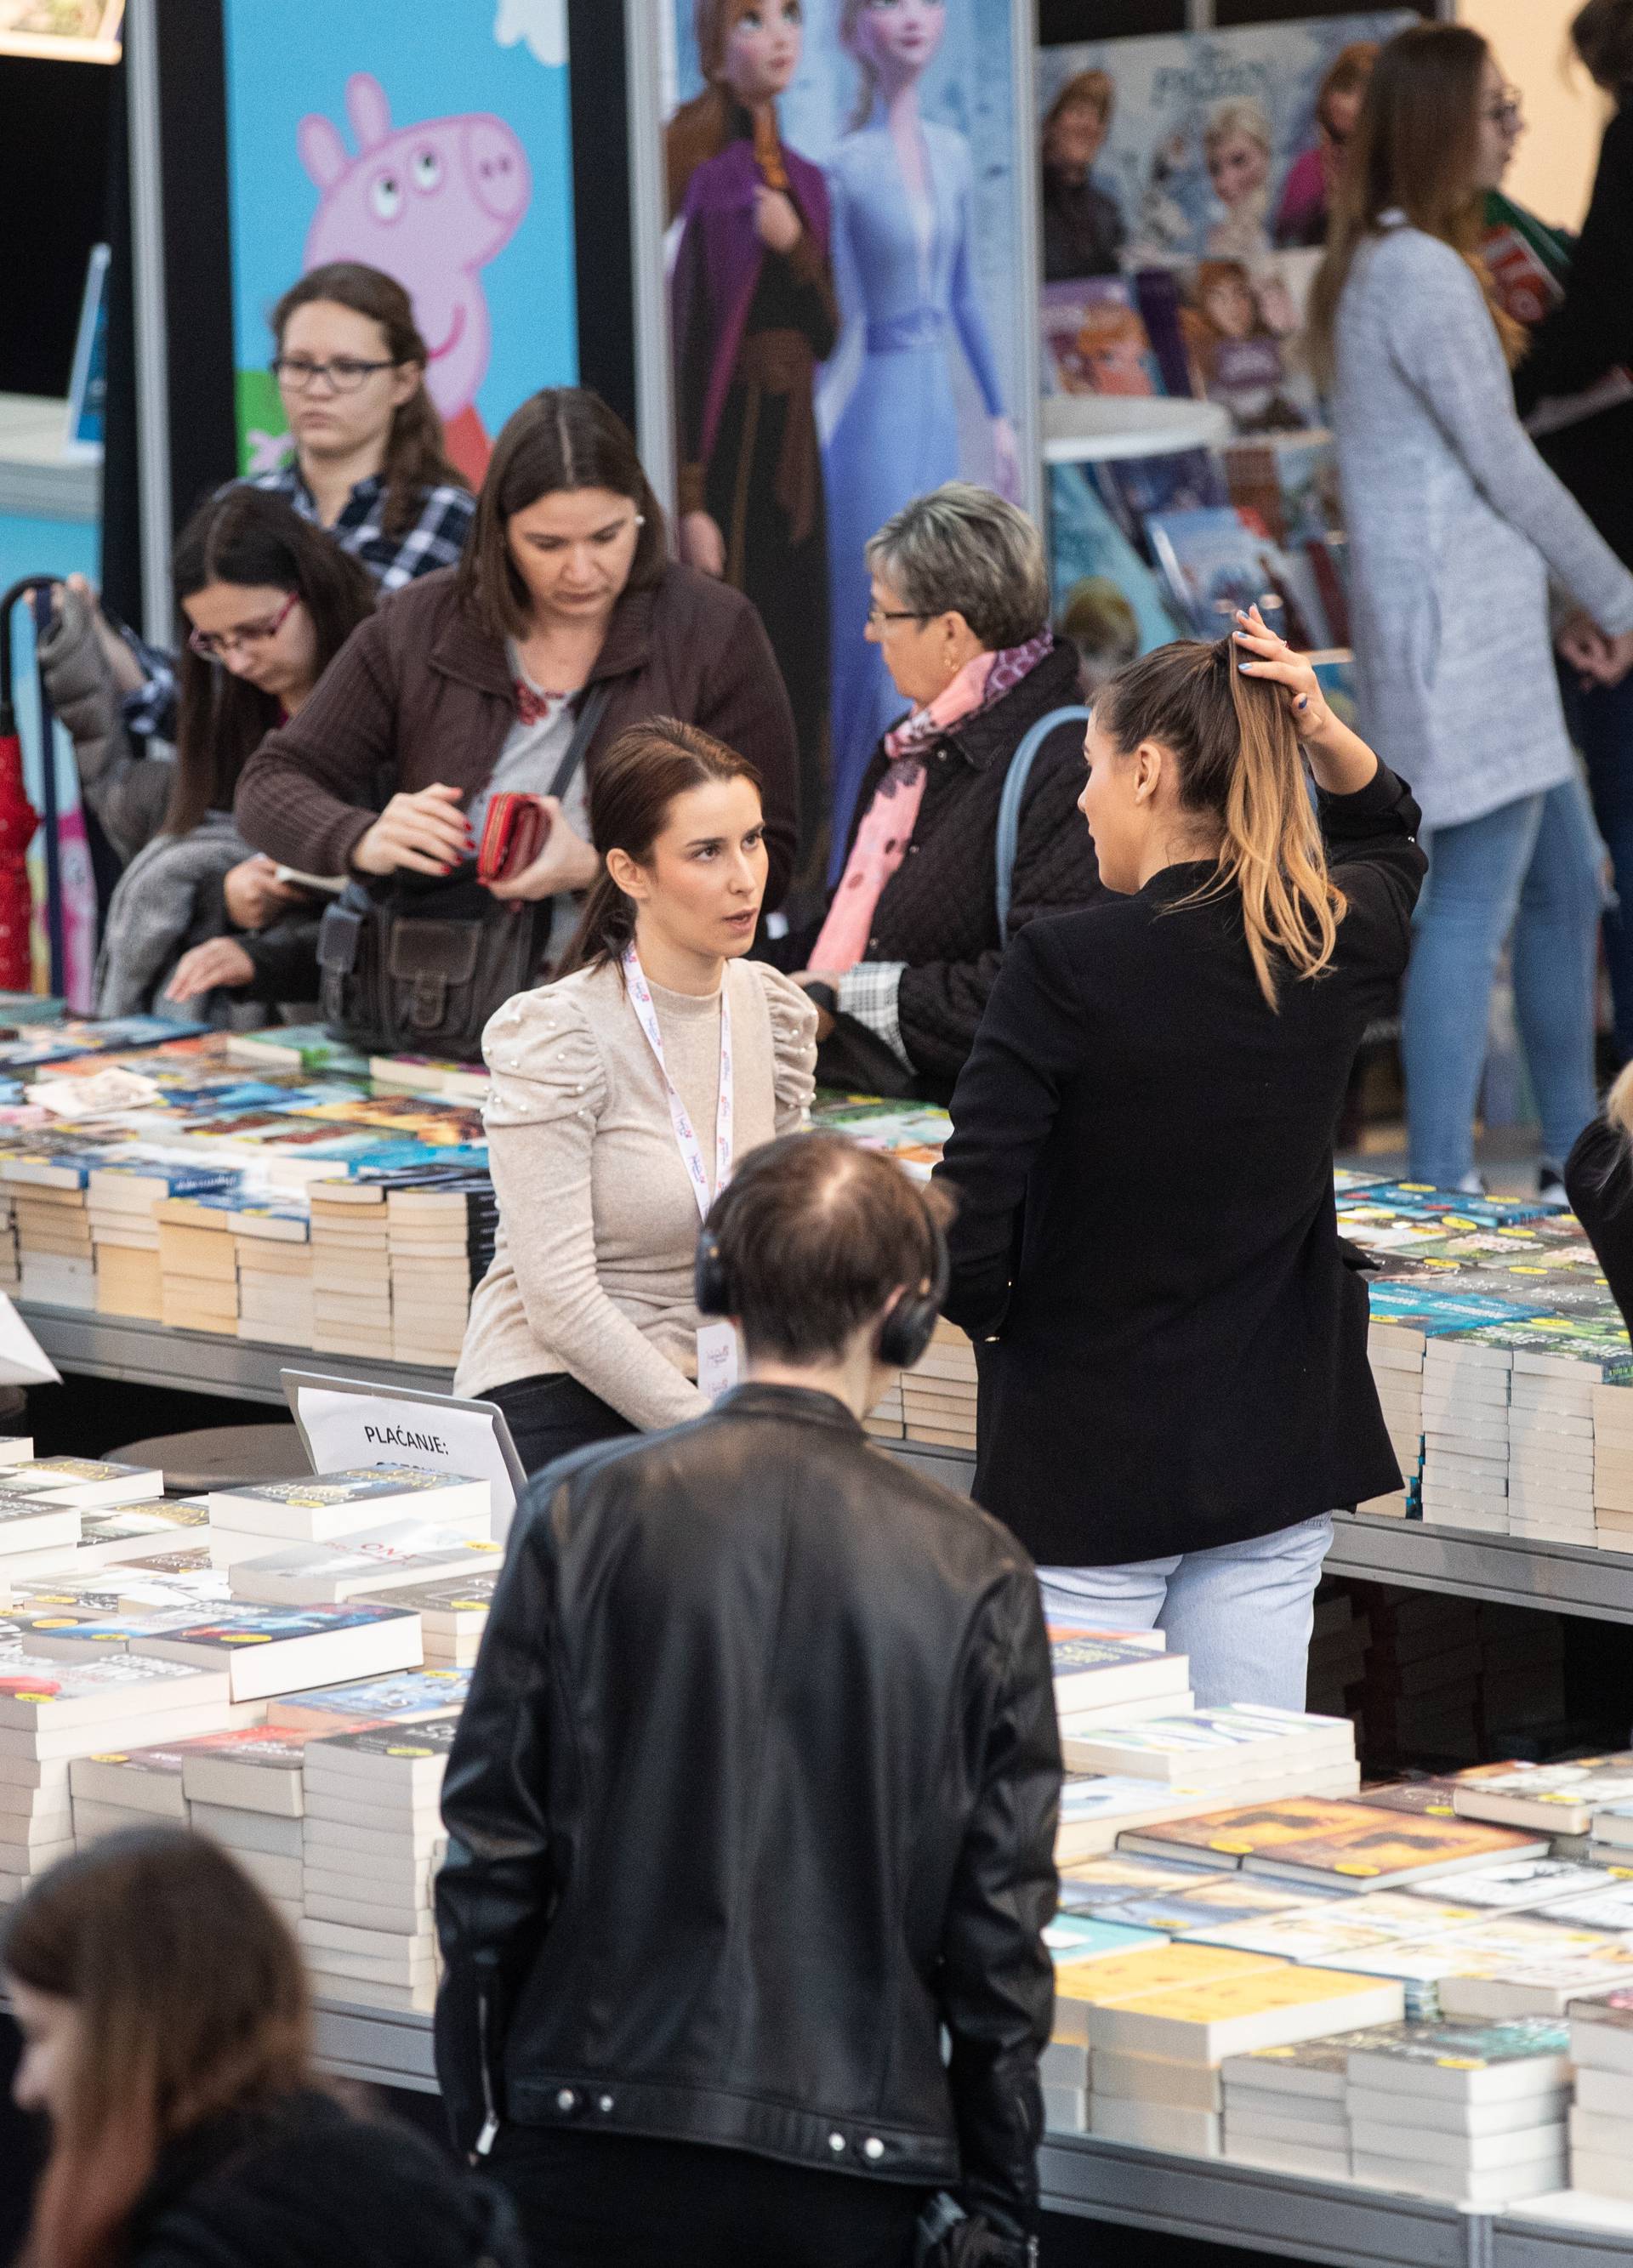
[1343,2018,1572,2205]
[385,1176,497,1369]
[1420,1332,1512,1533]
[310,1183,393,1360]
[1363,1307,1425,1516]
[1352,1588,1485,1770]
[232,1203,314,1349]
[156,1195,239,1336]
[1595,1381,1633,1549]
[298,1714,458,2009]
[384,1574,495,1668]
[225,1521,500,1609]
[179,1726,326,1925]
[1568,1990,1633,2204]
[898,1320,978,1452]
[8,1154,96,1309]
[1500,1325,1632,1545]
[1220,2036,1364,2179]
[1052,1637,1195,1760]
[1588,1797,1633,1871]
[1065,1706,1358,1802]
[263,1665,469,1736]
[206,1469,492,1572]
[1118,1793,1547,1888]
[1082,1958,1405,2155]
[0,1653,240,1901]
[89,1163,238,1323]
[68,1736,192,1843]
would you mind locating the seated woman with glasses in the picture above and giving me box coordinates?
[56,262,473,743]
[777,483,1103,1103]
[71,486,375,1021]
[235,388,799,967]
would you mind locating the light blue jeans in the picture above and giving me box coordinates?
[1403,776,1603,1190]
[1038,1514,1334,1710]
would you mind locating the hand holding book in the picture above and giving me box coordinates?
[1232,605,1379,798]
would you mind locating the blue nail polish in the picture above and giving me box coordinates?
[1239,663,1253,673]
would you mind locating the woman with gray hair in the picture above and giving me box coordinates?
[782,482,1102,1101]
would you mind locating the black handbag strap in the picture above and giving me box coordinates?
[548,682,612,804]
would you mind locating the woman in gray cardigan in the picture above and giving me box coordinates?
[1312,23,1633,1195]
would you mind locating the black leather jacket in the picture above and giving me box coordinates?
[435,1383,1061,2242]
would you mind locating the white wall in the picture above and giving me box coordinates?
[1458,0,1611,229]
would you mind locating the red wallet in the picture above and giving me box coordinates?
[477,793,552,884]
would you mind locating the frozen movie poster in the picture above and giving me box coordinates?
[221,0,578,486]
[665,0,1034,872]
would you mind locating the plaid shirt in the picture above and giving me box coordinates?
[122,466,476,741]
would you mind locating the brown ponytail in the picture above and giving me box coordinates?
[556,718,763,980]
[1097,639,1346,1009]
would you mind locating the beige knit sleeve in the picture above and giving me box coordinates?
[481,992,708,1431]
[753,962,819,1134]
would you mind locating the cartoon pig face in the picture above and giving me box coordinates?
[299,73,531,423]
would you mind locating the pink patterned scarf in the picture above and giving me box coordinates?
[811,633,1055,972]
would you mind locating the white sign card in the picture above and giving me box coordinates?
[282,1372,524,1541]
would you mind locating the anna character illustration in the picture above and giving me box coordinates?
[669,0,839,870]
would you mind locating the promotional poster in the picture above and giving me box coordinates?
[663,0,1035,872]
[221,0,578,485]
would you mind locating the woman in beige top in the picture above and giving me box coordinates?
[456,718,817,1471]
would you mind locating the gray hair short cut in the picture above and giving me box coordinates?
[864,482,1050,652]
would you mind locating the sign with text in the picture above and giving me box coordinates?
[282,1374,522,1540]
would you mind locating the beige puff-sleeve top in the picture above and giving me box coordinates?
[455,956,818,1427]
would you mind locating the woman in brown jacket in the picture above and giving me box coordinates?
[234,389,800,960]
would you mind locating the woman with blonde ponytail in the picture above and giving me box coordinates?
[1312,21,1633,1197]
[455,719,816,1473]
[936,611,1425,1708]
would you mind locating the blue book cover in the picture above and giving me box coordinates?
[1044,1913,1168,1964]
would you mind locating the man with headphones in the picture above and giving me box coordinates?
[435,1132,1061,2268]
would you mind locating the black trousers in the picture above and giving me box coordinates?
[482,1373,637,1477]
[486,2126,925,2268]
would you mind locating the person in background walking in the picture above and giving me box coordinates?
[936,612,1425,1708]
[1516,0,1633,1067]
[1308,22,1633,1198]
[4,1828,521,2268]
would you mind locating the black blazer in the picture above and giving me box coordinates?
[435,1383,1060,2243]
[1566,1115,1633,1326]
[801,639,1105,1101]
[1516,101,1633,568]
[935,764,1426,1567]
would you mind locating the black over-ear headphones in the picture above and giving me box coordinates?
[695,1196,950,1373]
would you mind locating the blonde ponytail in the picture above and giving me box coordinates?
[1220,666,1345,1008]
[1096,639,1347,1011]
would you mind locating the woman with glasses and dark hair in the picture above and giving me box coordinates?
[236,387,799,972]
[776,482,1101,1103]
[60,261,473,745]
[80,486,375,1021]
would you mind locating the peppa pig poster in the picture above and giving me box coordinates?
[220,0,578,485]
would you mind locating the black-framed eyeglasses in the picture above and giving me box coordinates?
[867,605,931,628]
[1483,88,1522,131]
[272,354,400,393]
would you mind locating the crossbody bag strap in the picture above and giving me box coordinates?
[547,681,613,804]
[993,705,1091,936]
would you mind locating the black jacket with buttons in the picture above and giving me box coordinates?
[788,639,1105,1102]
[434,1383,1061,2242]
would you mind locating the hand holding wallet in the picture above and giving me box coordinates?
[477,793,553,887]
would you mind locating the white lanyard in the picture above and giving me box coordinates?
[621,945,734,1219]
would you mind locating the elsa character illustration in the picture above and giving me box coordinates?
[669,0,839,864]
[822,0,1020,864]
[1203,98,1273,259]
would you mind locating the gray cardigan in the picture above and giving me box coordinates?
[1334,220,1633,831]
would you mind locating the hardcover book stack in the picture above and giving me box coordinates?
[1567,1990,1633,2204]
[310,1183,394,1361]
[298,1714,458,2010]
[898,1320,978,1452]
[1343,2018,1572,2206]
